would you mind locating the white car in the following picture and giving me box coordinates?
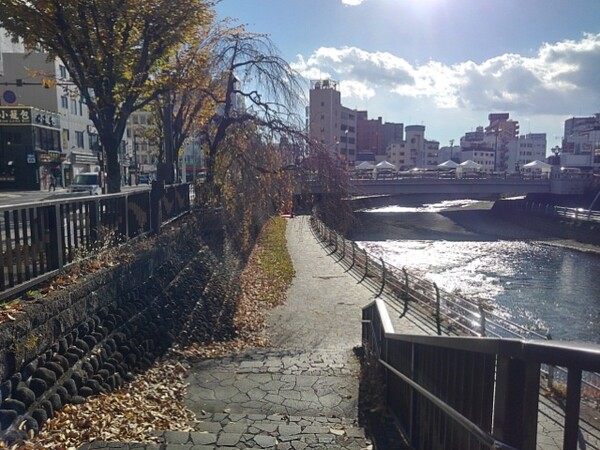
[69,172,102,195]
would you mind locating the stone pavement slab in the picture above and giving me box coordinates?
[79,216,380,449]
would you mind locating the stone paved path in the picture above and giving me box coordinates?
[80,216,393,449]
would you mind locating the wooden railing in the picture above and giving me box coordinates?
[0,183,191,301]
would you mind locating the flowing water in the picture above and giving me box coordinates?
[354,200,600,343]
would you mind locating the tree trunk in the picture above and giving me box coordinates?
[97,128,122,194]
[106,147,121,193]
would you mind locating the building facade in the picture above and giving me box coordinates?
[0,106,61,189]
[561,113,600,170]
[0,47,102,188]
[308,79,357,167]
[386,125,438,170]
[505,133,547,172]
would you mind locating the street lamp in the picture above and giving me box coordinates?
[344,129,349,168]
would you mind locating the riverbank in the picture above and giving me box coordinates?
[353,200,600,255]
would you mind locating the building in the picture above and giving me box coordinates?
[308,79,357,166]
[506,133,547,172]
[126,111,159,184]
[0,106,61,189]
[561,113,600,170]
[356,111,403,160]
[484,113,519,172]
[460,147,495,173]
[0,42,102,188]
[459,114,543,173]
[386,125,439,170]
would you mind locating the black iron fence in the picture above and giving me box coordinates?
[0,183,191,301]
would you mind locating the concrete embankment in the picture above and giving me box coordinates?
[352,198,600,253]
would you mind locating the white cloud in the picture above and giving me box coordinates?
[293,33,600,116]
[341,0,365,5]
[339,80,375,100]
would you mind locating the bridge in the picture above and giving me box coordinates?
[346,174,589,198]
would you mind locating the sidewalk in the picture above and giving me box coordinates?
[80,215,393,449]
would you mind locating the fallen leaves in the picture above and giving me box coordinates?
[3,216,294,449]
[11,360,198,450]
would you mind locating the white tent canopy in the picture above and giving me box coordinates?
[522,160,551,169]
[355,161,375,170]
[458,160,482,169]
[375,160,397,170]
[437,160,459,169]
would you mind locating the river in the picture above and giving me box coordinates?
[353,199,600,344]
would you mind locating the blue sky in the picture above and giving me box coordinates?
[216,0,600,152]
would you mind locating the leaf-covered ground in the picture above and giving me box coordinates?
[6,216,295,450]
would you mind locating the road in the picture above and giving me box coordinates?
[0,185,150,207]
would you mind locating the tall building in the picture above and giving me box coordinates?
[484,113,519,172]
[356,112,382,156]
[308,79,356,166]
[561,113,600,170]
[126,111,159,184]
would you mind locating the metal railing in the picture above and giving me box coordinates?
[312,217,547,340]
[500,199,600,224]
[0,183,191,301]
[363,299,600,450]
[312,216,600,449]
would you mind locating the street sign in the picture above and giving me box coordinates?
[2,90,16,104]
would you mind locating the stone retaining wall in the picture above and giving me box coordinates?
[492,200,600,246]
[0,212,246,444]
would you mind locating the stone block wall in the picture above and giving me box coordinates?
[0,212,245,444]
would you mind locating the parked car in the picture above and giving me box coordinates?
[69,172,102,195]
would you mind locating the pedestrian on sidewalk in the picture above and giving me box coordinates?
[48,174,56,192]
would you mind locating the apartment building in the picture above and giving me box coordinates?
[506,133,547,172]
[355,111,403,161]
[308,79,357,166]
[386,125,439,170]
[561,113,600,170]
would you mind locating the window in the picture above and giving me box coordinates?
[79,98,84,116]
[71,98,77,114]
[62,129,70,141]
[89,133,100,151]
[61,95,68,109]
[59,65,67,78]
[75,130,85,148]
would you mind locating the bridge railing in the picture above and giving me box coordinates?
[0,183,192,301]
[363,298,600,450]
[502,199,600,224]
